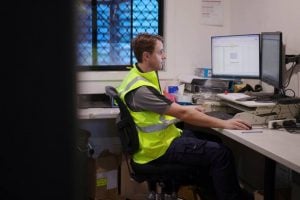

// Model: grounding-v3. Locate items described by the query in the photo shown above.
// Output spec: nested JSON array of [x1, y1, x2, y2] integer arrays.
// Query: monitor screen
[[211, 34, 260, 79], [260, 32, 283, 92]]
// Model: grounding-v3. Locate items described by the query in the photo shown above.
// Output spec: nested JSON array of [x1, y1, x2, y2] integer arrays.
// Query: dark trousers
[[155, 129, 242, 200]]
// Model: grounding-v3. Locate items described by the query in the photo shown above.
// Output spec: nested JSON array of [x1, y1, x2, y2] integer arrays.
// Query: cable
[[283, 62, 297, 88], [264, 104, 278, 124], [287, 104, 295, 118]]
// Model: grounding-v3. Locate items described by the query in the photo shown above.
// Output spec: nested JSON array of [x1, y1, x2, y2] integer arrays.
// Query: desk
[[78, 107, 300, 199], [215, 93, 300, 199], [78, 108, 119, 119], [213, 128, 300, 200]]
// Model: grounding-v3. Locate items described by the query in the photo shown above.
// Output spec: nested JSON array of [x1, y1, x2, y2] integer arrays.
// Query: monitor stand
[[253, 88, 284, 103]]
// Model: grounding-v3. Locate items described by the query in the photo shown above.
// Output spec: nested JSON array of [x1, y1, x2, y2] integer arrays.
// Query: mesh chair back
[[105, 86, 139, 155]]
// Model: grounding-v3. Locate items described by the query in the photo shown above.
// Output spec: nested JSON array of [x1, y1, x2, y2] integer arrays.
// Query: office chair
[[105, 86, 215, 200]]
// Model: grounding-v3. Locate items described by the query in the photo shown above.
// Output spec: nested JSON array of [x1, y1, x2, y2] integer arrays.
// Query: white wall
[[162, 0, 231, 79], [230, 0, 300, 96], [78, 0, 300, 96]]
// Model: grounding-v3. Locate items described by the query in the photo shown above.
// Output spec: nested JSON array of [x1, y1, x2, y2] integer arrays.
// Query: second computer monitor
[[260, 31, 284, 93], [211, 34, 260, 79]]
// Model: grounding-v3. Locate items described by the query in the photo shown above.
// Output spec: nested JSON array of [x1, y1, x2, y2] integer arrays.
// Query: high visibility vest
[[117, 64, 181, 164]]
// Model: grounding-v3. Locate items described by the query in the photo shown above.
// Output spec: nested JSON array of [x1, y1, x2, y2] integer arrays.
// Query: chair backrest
[[105, 86, 139, 155]]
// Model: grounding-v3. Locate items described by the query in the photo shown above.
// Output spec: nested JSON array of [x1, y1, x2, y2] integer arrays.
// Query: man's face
[[148, 40, 166, 70]]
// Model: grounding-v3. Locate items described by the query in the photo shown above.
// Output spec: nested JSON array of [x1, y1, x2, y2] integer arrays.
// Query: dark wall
[[1, 1, 83, 199]]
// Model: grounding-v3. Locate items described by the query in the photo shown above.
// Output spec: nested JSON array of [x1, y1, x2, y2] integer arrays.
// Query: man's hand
[[223, 119, 252, 130]]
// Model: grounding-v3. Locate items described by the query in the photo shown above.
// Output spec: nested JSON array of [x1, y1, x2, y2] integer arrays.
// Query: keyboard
[[205, 111, 234, 120]]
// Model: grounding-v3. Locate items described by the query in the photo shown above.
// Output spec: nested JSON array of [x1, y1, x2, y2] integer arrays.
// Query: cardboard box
[[120, 158, 149, 199], [88, 151, 122, 200], [178, 186, 198, 200]]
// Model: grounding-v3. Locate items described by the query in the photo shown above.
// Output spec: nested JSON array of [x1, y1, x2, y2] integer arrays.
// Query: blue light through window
[[76, 0, 163, 70]]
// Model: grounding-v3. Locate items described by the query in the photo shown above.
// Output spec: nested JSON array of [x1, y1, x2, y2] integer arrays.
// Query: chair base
[[146, 185, 211, 200], [147, 191, 183, 200]]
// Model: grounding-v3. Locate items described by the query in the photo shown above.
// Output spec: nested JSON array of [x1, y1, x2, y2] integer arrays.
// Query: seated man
[[117, 33, 252, 200]]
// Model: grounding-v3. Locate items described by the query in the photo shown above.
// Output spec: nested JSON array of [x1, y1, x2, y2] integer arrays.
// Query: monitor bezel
[[211, 33, 261, 79], [260, 31, 284, 92]]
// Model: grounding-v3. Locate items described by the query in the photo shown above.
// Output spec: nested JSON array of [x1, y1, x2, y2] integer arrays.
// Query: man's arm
[[165, 102, 251, 130]]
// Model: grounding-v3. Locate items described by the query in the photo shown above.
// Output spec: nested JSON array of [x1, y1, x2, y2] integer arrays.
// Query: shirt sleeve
[[124, 86, 173, 114]]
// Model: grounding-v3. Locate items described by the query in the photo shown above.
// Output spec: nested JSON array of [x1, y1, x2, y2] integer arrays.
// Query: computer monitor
[[211, 34, 260, 79], [260, 31, 284, 94]]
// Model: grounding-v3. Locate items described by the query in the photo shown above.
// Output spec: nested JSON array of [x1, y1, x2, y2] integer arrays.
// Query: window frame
[[76, 0, 164, 71]]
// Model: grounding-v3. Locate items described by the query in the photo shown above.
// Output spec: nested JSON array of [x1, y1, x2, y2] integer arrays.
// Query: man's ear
[[143, 51, 150, 61]]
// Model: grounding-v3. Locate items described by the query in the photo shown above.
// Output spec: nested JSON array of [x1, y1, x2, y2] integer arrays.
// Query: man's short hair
[[131, 33, 163, 63]]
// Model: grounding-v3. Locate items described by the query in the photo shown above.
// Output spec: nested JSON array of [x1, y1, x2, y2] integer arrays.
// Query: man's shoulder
[[133, 85, 161, 96]]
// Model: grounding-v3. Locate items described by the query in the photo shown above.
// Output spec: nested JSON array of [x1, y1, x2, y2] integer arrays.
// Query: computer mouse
[[241, 121, 252, 129], [247, 124, 252, 130]]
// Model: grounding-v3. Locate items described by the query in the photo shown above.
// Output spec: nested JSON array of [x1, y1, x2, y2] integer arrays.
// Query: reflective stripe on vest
[[118, 76, 148, 98], [119, 73, 178, 133], [138, 116, 180, 133]]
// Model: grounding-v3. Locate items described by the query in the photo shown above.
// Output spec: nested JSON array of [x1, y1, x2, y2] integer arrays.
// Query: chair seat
[[131, 160, 205, 184], [131, 160, 198, 176]]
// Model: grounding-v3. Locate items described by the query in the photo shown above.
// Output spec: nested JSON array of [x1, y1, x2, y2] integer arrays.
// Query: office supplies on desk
[[236, 84, 254, 93], [219, 92, 300, 106], [192, 93, 219, 104], [241, 130, 263, 134], [217, 92, 300, 128], [236, 93, 283, 103], [268, 118, 297, 129], [185, 78, 230, 93], [218, 93, 250, 101], [217, 93, 276, 107]]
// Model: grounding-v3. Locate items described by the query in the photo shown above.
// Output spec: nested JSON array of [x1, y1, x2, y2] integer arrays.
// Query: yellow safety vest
[[117, 64, 181, 164]]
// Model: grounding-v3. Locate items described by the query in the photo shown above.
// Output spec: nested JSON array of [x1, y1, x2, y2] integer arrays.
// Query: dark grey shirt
[[125, 86, 173, 114]]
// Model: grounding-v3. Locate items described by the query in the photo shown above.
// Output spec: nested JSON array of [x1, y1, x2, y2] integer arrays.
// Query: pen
[[241, 130, 263, 134]]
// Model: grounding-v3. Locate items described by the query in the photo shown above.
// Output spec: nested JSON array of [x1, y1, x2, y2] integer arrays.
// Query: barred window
[[76, 0, 164, 71]]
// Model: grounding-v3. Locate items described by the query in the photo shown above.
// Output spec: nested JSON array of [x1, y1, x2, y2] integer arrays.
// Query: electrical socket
[[268, 118, 296, 129]]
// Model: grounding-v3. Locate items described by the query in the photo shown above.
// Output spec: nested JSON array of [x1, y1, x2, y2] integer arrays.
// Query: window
[[76, 0, 164, 71]]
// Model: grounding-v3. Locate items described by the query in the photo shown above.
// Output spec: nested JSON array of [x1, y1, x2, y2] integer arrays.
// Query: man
[[117, 33, 252, 200]]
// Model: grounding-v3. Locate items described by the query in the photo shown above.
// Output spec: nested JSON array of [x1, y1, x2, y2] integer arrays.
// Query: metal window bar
[[76, 0, 163, 70]]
